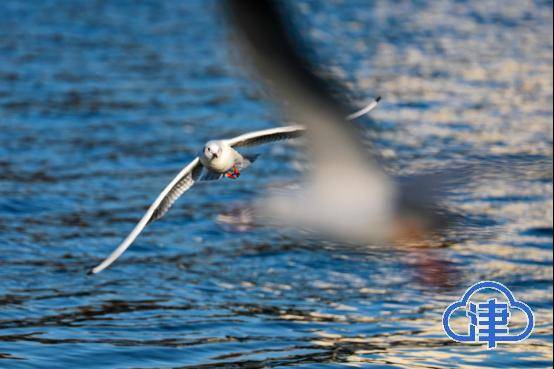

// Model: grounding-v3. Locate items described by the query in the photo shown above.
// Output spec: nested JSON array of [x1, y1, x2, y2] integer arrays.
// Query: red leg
[[226, 166, 241, 179]]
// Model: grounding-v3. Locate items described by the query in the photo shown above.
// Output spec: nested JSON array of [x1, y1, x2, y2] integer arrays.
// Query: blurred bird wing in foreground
[[224, 0, 400, 241]]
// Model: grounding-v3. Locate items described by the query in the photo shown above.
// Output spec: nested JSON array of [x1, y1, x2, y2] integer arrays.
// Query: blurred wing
[[90, 157, 203, 274], [226, 125, 305, 148], [225, 1, 399, 242]]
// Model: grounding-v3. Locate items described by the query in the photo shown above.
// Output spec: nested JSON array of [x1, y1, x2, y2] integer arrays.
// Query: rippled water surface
[[0, 1, 552, 368]]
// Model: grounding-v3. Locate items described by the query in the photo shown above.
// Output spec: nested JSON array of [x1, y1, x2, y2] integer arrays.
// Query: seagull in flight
[[89, 97, 380, 274]]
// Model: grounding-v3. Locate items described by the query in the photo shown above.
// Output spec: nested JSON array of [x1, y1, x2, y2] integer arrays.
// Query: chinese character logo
[[443, 281, 534, 349]]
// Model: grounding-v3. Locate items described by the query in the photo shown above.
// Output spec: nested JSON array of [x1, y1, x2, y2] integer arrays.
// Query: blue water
[[0, 1, 552, 368]]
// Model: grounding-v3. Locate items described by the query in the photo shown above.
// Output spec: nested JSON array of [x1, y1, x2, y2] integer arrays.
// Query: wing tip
[[87, 265, 102, 275]]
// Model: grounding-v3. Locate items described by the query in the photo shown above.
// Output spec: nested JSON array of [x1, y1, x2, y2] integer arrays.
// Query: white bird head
[[203, 141, 223, 161]]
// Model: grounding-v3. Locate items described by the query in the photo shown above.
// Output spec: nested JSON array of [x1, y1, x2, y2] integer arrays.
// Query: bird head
[[203, 141, 223, 161]]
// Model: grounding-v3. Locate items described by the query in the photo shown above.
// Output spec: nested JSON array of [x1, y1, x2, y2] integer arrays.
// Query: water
[[0, 1, 552, 368]]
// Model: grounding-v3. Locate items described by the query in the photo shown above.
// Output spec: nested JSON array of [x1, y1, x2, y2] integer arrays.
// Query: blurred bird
[[225, 1, 444, 243], [89, 98, 380, 274]]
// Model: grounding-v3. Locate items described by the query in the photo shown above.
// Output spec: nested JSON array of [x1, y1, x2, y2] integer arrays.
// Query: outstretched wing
[[89, 157, 203, 274], [151, 161, 204, 222], [225, 97, 380, 148], [226, 125, 305, 148]]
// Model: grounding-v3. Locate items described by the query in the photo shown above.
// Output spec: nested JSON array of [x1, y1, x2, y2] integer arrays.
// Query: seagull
[[224, 1, 455, 245], [89, 97, 380, 274]]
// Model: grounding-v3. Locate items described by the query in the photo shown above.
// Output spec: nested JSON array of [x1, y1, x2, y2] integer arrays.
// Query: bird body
[[199, 140, 237, 173]]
